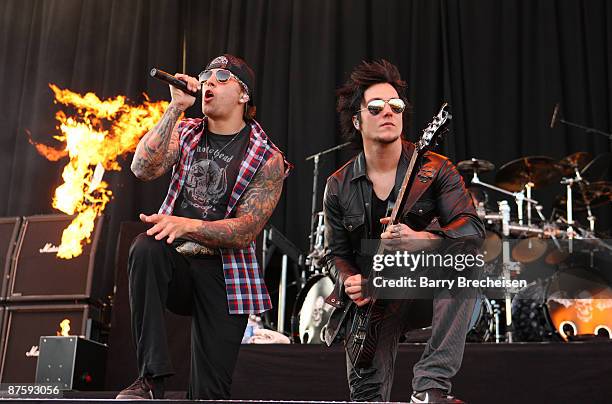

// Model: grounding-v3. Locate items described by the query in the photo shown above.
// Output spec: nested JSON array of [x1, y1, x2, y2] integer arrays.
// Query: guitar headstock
[[416, 103, 452, 152]]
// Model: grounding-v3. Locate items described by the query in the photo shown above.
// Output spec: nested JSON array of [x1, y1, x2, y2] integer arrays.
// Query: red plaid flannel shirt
[[159, 117, 291, 314]]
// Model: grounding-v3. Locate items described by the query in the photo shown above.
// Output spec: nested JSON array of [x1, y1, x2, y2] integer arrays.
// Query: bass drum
[[466, 293, 495, 342], [291, 274, 335, 344], [512, 267, 612, 341]]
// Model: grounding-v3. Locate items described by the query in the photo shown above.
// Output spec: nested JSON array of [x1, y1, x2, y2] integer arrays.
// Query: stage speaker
[[7, 214, 104, 301], [35, 336, 107, 390], [0, 304, 101, 384], [0, 217, 21, 301]]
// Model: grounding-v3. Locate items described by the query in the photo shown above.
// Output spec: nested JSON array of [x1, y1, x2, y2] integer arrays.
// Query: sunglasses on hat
[[357, 98, 406, 115], [198, 69, 249, 94]]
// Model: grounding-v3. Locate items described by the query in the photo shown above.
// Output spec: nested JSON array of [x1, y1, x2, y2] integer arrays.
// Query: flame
[[57, 319, 71, 336], [33, 84, 169, 258]]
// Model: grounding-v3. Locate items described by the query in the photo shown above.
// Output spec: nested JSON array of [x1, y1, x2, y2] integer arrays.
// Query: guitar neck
[[375, 147, 421, 256]]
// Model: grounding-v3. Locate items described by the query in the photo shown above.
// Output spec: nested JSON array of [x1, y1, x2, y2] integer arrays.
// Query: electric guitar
[[345, 103, 452, 370]]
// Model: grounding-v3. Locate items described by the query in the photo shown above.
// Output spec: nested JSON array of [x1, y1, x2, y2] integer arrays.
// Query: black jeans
[[345, 294, 476, 401], [127, 233, 248, 399]]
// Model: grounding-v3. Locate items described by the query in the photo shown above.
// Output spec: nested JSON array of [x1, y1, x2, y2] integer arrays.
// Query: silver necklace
[[205, 126, 244, 161]]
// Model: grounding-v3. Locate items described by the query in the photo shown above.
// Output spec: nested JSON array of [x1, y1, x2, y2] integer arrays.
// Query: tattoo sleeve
[[131, 104, 182, 180], [185, 151, 285, 249]]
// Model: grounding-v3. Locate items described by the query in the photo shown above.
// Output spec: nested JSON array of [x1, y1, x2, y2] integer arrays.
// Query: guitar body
[[345, 301, 386, 368], [344, 103, 452, 370]]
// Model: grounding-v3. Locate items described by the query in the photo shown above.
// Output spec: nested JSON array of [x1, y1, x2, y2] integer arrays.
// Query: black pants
[[128, 233, 248, 399], [345, 294, 476, 401]]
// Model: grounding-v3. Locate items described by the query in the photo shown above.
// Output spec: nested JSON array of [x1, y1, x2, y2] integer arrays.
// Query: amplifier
[[0, 217, 21, 301], [7, 214, 103, 301], [0, 304, 100, 384]]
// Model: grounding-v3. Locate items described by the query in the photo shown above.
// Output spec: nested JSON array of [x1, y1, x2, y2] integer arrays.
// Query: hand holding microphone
[[150, 68, 200, 111]]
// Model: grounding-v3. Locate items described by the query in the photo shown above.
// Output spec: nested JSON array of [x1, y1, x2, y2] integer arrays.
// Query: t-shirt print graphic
[[181, 157, 228, 218]]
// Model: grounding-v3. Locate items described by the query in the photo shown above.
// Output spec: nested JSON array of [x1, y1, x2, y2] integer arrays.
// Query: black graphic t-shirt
[[174, 124, 250, 222]]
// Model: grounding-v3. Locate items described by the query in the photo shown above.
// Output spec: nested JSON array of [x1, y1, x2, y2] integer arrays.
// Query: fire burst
[[31, 84, 169, 259]]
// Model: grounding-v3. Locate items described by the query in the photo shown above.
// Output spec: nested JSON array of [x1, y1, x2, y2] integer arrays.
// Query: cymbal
[[511, 237, 548, 263], [554, 181, 612, 211], [457, 158, 495, 173], [495, 156, 562, 192], [558, 152, 592, 176]]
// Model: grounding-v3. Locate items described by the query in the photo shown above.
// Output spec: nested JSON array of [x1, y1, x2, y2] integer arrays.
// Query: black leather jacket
[[322, 141, 485, 345]]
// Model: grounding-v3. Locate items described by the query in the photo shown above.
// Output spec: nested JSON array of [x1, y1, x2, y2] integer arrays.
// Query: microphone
[[149, 68, 199, 98], [550, 103, 560, 128]]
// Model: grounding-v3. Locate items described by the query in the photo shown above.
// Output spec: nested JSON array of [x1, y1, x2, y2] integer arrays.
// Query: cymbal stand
[[560, 177, 576, 253], [573, 167, 596, 232], [306, 142, 351, 250], [525, 182, 534, 226], [498, 200, 514, 343], [535, 205, 561, 250], [306, 212, 327, 274]]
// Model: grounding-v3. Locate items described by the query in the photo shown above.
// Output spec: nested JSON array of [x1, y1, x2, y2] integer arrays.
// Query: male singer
[[117, 54, 290, 400]]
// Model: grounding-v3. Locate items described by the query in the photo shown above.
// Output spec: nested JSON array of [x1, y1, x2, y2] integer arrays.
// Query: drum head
[[546, 267, 612, 340], [482, 231, 502, 263], [512, 237, 548, 263], [291, 275, 335, 344]]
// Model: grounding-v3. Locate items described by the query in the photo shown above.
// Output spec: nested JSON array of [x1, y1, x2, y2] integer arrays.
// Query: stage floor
[[15, 341, 611, 404], [229, 341, 612, 404]]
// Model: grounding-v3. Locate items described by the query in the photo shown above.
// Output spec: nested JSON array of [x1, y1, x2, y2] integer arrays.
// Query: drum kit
[[457, 152, 612, 342]]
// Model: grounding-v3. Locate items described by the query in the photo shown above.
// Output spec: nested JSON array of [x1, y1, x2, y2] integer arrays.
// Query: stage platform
[[7, 341, 612, 403]]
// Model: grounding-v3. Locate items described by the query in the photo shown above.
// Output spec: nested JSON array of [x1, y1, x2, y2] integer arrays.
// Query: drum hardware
[[560, 175, 581, 240], [262, 225, 306, 332], [278, 255, 288, 333], [305, 211, 328, 273], [499, 200, 515, 342], [495, 156, 561, 226], [489, 299, 502, 343], [306, 142, 350, 251], [471, 168, 539, 227], [555, 181, 612, 234]]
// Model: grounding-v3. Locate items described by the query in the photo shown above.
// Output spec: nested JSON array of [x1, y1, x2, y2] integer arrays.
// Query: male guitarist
[[322, 60, 485, 403]]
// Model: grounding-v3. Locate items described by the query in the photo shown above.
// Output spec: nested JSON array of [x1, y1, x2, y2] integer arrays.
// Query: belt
[[175, 241, 219, 256]]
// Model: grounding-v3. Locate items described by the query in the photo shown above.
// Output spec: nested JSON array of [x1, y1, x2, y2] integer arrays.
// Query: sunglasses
[[198, 69, 249, 94], [357, 98, 406, 115]]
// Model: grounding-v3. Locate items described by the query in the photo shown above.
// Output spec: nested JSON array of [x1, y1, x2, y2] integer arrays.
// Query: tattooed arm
[[187, 150, 285, 248], [130, 105, 182, 180], [131, 73, 200, 181]]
